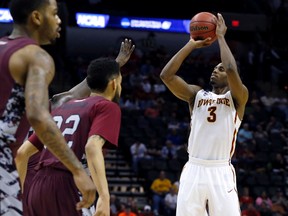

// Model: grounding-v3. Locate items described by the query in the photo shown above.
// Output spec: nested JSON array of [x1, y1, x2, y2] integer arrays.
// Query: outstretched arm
[[50, 38, 135, 109], [216, 13, 248, 119]]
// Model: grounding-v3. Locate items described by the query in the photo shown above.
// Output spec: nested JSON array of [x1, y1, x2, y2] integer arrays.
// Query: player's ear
[[111, 78, 117, 90], [30, 10, 42, 26]]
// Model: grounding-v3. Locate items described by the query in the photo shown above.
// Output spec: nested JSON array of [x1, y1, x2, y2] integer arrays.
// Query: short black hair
[[9, 0, 49, 24], [86, 57, 120, 92]]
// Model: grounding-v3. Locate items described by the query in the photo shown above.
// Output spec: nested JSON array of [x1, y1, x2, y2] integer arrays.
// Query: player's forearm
[[15, 140, 38, 191], [89, 155, 110, 199], [15, 153, 28, 191], [218, 35, 237, 73], [160, 40, 195, 80], [51, 78, 91, 109], [86, 139, 110, 200], [67, 78, 91, 99]]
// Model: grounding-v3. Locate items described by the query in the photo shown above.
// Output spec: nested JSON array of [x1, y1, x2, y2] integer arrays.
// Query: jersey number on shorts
[[53, 115, 80, 148]]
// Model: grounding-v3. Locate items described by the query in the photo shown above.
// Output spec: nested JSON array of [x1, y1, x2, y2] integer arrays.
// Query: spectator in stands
[[165, 128, 183, 147], [266, 115, 284, 136], [237, 145, 256, 171], [167, 112, 181, 130], [140, 58, 155, 79], [255, 190, 273, 210], [271, 188, 288, 215], [241, 203, 261, 216], [266, 115, 286, 150], [129, 69, 143, 88], [257, 201, 273, 216], [138, 205, 154, 216], [130, 140, 150, 173], [110, 194, 121, 216], [253, 124, 270, 151], [245, 113, 258, 131], [146, 138, 162, 159], [164, 183, 178, 216], [150, 170, 172, 216], [160, 140, 177, 160], [127, 197, 140, 214], [271, 153, 286, 173], [239, 187, 254, 211], [118, 204, 137, 216], [144, 101, 161, 119], [153, 78, 166, 95], [250, 100, 269, 126], [237, 123, 255, 145], [270, 99, 287, 122], [121, 94, 140, 110], [139, 205, 154, 216], [141, 78, 154, 100]]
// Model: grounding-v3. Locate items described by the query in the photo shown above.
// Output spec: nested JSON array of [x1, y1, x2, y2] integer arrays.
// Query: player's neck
[[9, 26, 38, 43], [212, 86, 229, 95], [90, 92, 112, 101]]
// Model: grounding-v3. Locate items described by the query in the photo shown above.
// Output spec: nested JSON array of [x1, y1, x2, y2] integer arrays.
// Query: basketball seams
[[190, 21, 216, 24], [191, 31, 216, 36], [190, 22, 216, 27]]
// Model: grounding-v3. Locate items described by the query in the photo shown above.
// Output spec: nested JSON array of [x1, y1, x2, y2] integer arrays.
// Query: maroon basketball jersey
[[0, 36, 37, 154], [29, 96, 121, 170], [0, 36, 37, 215]]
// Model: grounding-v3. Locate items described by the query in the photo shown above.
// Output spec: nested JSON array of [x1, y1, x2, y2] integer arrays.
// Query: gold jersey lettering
[[198, 99, 215, 107], [198, 98, 230, 107]]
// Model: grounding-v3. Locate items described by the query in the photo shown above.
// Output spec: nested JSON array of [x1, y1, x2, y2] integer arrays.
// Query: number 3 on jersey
[[207, 106, 217, 122]]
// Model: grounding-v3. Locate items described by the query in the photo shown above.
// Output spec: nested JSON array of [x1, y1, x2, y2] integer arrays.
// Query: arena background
[[0, 0, 287, 215]]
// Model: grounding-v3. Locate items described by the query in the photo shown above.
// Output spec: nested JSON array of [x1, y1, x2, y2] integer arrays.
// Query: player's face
[[112, 73, 122, 103], [209, 63, 227, 87], [38, 0, 61, 45]]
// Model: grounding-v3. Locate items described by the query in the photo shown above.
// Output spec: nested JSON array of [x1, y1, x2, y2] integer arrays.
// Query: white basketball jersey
[[188, 89, 241, 160]]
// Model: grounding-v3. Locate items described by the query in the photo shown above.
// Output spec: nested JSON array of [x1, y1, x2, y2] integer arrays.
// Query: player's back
[[37, 96, 120, 170]]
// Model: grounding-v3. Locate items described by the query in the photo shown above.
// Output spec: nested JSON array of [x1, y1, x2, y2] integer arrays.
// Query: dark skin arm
[[50, 38, 135, 109], [160, 37, 211, 113], [9, 44, 96, 210], [216, 13, 248, 119]]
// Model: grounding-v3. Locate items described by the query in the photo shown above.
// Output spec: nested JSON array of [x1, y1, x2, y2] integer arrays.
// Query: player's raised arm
[[216, 13, 248, 119]]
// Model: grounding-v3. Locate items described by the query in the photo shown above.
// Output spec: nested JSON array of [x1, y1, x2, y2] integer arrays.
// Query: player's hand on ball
[[189, 36, 213, 48]]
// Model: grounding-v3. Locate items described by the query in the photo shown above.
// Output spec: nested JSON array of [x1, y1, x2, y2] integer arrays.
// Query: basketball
[[190, 12, 217, 45]]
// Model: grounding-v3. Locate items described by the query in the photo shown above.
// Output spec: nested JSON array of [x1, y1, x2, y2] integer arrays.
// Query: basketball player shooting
[[160, 13, 249, 215]]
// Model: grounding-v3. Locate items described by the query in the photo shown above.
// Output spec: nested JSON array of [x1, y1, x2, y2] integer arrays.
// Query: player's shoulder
[[13, 44, 51, 65], [24, 44, 49, 55]]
